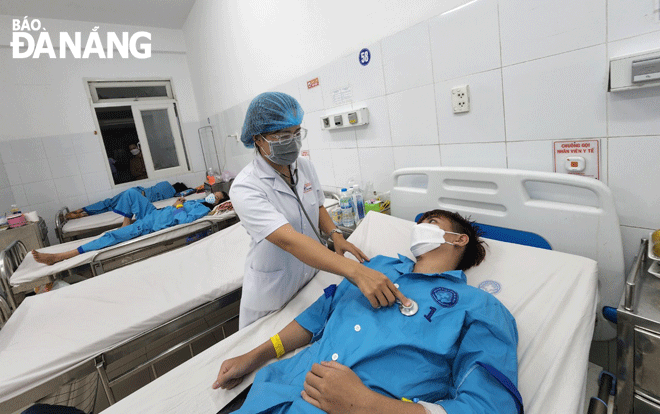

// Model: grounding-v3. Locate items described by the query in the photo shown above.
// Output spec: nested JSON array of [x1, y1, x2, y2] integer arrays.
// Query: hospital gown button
[[354, 324, 361, 332], [394, 283, 399, 288], [331, 353, 339, 361]]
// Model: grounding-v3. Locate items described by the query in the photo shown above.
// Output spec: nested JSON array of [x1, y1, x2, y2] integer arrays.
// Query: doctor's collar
[[254, 152, 298, 187]]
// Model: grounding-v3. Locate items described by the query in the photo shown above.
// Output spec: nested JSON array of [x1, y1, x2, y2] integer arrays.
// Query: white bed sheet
[[61, 192, 208, 233], [0, 222, 251, 405], [102, 212, 598, 414], [10, 210, 237, 286]]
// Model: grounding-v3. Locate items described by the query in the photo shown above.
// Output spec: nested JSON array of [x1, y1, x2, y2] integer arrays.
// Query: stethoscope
[[393, 283, 419, 316], [274, 161, 327, 246]]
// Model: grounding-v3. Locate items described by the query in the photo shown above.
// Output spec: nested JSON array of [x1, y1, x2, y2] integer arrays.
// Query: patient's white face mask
[[410, 223, 460, 257], [130, 149, 140, 155]]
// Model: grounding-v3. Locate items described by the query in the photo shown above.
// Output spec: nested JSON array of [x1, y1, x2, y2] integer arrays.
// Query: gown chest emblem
[[431, 287, 459, 308]]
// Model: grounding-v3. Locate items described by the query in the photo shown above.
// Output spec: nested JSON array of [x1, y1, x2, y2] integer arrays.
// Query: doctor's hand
[[212, 353, 256, 390], [331, 234, 368, 263], [352, 265, 411, 309], [301, 361, 377, 414]]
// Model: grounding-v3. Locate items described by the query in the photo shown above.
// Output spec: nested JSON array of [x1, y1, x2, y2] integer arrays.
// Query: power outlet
[[451, 85, 470, 114]]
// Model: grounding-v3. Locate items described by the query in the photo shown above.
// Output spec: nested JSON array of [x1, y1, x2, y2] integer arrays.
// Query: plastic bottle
[[206, 168, 216, 185], [345, 186, 355, 221], [352, 184, 365, 221], [339, 188, 354, 227]]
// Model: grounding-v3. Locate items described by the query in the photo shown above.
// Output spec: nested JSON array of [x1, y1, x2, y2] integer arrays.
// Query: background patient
[[34, 189, 228, 265], [64, 181, 192, 219], [213, 209, 520, 414]]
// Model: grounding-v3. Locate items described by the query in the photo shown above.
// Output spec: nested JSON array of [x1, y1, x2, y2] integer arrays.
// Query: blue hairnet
[[240, 92, 304, 148]]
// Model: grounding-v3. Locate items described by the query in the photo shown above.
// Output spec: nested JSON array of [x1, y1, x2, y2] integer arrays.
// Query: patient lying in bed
[[64, 181, 198, 219], [34, 188, 229, 265], [213, 210, 521, 414]]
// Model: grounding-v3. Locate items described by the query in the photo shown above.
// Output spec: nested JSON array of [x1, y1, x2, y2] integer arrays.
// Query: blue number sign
[[359, 48, 370, 66]]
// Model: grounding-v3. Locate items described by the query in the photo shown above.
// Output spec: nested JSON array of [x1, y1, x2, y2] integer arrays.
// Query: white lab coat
[[230, 153, 325, 328]]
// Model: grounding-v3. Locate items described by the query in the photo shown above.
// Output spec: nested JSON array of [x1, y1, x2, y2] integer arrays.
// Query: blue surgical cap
[[240, 92, 304, 148]]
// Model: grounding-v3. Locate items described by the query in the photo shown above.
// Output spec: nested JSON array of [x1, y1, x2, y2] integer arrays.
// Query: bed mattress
[[0, 222, 251, 406]]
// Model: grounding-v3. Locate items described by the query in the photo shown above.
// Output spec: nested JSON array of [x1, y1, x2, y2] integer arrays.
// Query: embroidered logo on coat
[[303, 182, 313, 193], [431, 287, 458, 308], [478, 280, 501, 295]]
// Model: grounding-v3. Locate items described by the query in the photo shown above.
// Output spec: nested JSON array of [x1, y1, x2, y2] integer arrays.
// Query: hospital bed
[[98, 167, 624, 414], [55, 192, 208, 243], [0, 221, 251, 414], [1, 208, 238, 310]]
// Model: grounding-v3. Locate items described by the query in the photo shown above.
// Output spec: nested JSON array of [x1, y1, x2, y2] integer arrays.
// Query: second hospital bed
[[98, 167, 625, 414], [1, 207, 238, 310], [0, 221, 251, 413]]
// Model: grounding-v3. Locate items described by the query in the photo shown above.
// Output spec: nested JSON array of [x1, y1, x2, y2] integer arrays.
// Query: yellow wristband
[[271, 334, 285, 358]]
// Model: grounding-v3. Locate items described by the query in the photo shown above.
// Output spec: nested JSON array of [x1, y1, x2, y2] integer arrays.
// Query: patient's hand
[[301, 361, 376, 414], [212, 354, 255, 390]]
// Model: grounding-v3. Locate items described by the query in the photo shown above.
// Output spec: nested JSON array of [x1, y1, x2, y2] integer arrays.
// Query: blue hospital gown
[[236, 255, 519, 414], [81, 181, 176, 215], [77, 188, 210, 253]]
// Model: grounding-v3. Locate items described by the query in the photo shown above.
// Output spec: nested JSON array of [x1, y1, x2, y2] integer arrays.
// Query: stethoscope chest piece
[[399, 299, 419, 317]]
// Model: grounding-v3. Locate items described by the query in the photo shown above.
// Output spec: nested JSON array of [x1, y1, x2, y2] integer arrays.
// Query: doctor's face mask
[[258, 127, 307, 166], [410, 223, 462, 257]]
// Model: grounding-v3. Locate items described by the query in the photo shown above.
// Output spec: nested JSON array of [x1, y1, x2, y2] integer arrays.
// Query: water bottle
[[340, 188, 354, 227], [352, 184, 365, 221], [206, 168, 216, 184]]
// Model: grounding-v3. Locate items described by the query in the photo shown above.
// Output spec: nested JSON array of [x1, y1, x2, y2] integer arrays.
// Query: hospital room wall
[[184, 0, 660, 275], [0, 16, 207, 244]]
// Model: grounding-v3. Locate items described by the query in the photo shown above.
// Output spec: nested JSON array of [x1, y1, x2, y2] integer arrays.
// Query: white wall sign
[[553, 140, 600, 180]]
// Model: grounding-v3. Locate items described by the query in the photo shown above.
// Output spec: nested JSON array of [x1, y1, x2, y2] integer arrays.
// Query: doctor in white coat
[[230, 92, 410, 328]]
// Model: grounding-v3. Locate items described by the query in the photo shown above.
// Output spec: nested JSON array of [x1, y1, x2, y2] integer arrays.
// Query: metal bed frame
[[0, 270, 13, 328], [1, 215, 239, 311], [0, 288, 242, 413], [55, 206, 124, 244]]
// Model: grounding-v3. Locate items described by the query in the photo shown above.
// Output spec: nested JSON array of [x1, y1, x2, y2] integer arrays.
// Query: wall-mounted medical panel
[[610, 48, 660, 92], [320, 107, 369, 130]]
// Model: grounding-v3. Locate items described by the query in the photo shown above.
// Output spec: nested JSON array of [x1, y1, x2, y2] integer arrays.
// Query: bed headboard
[[391, 167, 624, 341]]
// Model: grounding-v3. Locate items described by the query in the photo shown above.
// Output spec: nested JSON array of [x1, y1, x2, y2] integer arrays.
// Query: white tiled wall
[[215, 0, 660, 272], [0, 161, 15, 215], [0, 122, 207, 245]]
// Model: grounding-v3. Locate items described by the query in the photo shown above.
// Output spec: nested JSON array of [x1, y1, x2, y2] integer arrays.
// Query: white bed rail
[[391, 167, 624, 341]]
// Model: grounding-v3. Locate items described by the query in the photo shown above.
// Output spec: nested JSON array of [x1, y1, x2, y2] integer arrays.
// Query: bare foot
[[32, 250, 62, 265], [32, 249, 78, 265], [64, 210, 87, 220]]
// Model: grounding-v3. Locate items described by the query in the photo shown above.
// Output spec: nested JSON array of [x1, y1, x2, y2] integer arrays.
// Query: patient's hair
[[416, 209, 486, 271]]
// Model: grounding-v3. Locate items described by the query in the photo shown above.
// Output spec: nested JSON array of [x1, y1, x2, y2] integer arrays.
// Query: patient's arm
[[302, 361, 426, 414], [212, 320, 312, 390]]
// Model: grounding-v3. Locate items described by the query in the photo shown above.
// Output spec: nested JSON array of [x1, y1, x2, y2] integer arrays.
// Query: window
[[88, 80, 189, 185]]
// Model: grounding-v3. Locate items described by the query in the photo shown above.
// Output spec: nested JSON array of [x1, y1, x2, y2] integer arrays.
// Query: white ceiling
[[0, 0, 197, 29]]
